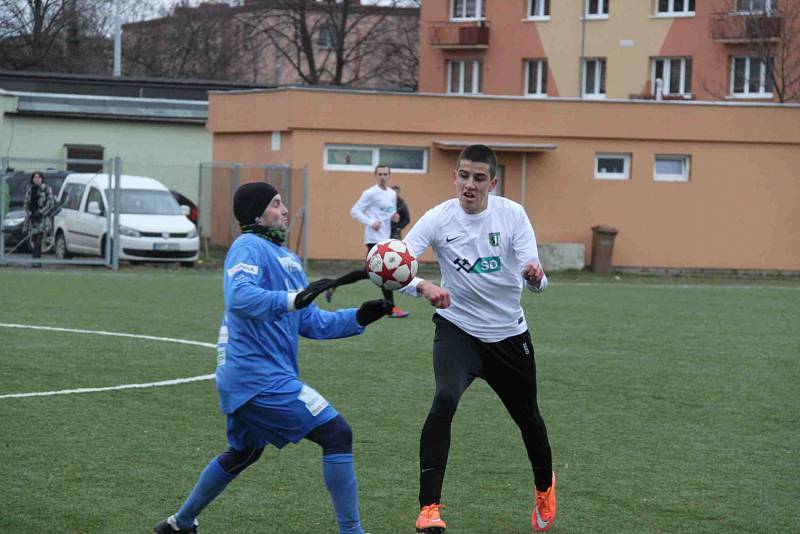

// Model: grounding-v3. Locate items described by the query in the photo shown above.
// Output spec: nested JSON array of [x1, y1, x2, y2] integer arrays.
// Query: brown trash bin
[[591, 225, 618, 274]]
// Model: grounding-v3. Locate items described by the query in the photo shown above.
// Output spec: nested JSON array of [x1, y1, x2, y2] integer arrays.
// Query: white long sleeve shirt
[[350, 184, 397, 245], [403, 195, 547, 342]]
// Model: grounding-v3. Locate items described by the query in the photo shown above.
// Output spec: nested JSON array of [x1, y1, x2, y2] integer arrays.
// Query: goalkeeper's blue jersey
[[216, 233, 364, 414]]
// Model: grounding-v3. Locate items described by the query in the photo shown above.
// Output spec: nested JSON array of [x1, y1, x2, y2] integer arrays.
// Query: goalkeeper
[[154, 182, 392, 534]]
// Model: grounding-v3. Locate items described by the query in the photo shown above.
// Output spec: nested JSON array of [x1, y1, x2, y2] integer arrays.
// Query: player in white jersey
[[401, 145, 557, 533], [350, 164, 410, 318]]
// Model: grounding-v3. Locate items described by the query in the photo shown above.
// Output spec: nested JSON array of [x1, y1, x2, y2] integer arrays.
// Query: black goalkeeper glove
[[356, 299, 394, 327], [333, 268, 369, 286], [294, 278, 335, 309]]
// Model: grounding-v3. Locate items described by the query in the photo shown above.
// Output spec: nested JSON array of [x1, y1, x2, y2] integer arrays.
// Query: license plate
[[153, 243, 179, 251]]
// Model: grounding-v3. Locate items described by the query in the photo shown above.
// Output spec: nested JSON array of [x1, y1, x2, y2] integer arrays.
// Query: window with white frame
[[652, 57, 692, 96], [451, 0, 486, 20], [654, 155, 691, 181], [655, 0, 695, 15], [595, 153, 631, 180], [324, 145, 428, 173], [731, 56, 773, 97], [528, 0, 550, 18], [735, 0, 776, 13], [448, 60, 482, 94], [525, 59, 548, 96], [583, 58, 606, 97], [585, 0, 609, 17]]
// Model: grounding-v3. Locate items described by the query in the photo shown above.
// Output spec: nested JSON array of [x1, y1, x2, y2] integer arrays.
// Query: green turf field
[[0, 267, 798, 533]]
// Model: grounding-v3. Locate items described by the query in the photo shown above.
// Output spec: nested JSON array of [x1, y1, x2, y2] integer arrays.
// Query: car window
[[105, 189, 182, 215], [85, 187, 105, 215], [6, 175, 29, 208], [62, 184, 86, 211]]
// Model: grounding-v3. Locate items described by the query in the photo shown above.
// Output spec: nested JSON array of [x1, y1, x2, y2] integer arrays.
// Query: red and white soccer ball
[[366, 239, 418, 290]]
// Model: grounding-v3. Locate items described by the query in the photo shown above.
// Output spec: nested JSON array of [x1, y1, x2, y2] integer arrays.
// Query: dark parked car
[[2, 170, 68, 252], [170, 190, 199, 226]]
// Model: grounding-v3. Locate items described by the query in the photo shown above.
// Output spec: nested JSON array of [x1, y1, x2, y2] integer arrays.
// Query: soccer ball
[[366, 239, 418, 290]]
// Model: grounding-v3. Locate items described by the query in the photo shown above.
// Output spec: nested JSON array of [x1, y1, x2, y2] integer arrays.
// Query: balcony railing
[[428, 22, 490, 49], [710, 12, 782, 43]]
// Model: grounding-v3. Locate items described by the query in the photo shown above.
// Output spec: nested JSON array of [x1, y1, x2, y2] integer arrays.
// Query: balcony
[[428, 22, 490, 50], [710, 12, 782, 43]]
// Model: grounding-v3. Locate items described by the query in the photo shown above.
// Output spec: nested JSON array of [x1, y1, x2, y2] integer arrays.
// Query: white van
[[53, 173, 199, 266]]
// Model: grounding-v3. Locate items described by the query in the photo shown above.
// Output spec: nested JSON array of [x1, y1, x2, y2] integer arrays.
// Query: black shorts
[[431, 314, 538, 417]]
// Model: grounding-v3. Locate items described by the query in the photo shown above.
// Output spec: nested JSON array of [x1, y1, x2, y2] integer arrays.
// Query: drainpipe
[[579, 0, 587, 97]]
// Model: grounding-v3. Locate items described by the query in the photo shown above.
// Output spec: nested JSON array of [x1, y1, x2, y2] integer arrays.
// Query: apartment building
[[123, 0, 419, 90], [420, 0, 794, 101]]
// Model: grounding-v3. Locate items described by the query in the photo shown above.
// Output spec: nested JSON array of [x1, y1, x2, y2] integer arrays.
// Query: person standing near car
[[24, 171, 54, 264]]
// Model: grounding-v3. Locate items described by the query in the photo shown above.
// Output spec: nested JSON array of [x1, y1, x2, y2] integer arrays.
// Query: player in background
[[154, 182, 392, 534], [349, 164, 410, 318], [398, 145, 556, 532]]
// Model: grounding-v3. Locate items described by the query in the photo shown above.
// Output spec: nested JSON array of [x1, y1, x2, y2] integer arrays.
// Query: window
[[595, 153, 631, 180], [583, 58, 606, 98], [654, 155, 691, 182], [447, 60, 482, 94], [525, 60, 548, 97], [64, 144, 104, 173], [585, 0, 609, 17], [60, 183, 85, 211], [735, 0, 776, 13], [655, 0, 695, 15], [324, 145, 428, 173], [317, 23, 336, 50], [451, 0, 486, 20], [105, 189, 182, 215], [652, 57, 692, 96], [528, 0, 550, 18], [85, 187, 105, 216], [731, 57, 773, 97]]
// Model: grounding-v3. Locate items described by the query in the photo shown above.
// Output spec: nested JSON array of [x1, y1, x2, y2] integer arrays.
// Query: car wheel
[[55, 232, 70, 259], [180, 261, 195, 268]]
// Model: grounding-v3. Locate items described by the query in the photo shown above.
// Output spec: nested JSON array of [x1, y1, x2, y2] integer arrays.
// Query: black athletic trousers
[[419, 314, 553, 506], [366, 243, 394, 304]]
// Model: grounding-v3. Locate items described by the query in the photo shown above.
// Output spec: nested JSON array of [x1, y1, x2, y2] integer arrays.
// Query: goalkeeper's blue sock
[[323, 453, 363, 534], [175, 457, 237, 529]]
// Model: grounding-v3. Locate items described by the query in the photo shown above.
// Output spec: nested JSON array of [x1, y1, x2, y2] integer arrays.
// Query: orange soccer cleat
[[415, 503, 447, 533], [532, 472, 557, 532]]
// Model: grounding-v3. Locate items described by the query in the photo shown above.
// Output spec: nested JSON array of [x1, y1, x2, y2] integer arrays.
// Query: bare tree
[[123, 2, 248, 80], [0, 0, 73, 69], [244, 0, 418, 88], [711, 0, 800, 102], [0, 0, 160, 72]]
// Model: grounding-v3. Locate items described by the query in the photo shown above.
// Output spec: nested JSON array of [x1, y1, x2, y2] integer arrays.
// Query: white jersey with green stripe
[[403, 195, 547, 342]]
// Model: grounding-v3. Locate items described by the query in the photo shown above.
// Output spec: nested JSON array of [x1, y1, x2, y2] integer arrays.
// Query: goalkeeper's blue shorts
[[226, 381, 339, 450]]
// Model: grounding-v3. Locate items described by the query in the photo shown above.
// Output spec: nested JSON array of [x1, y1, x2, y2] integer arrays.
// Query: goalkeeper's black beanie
[[233, 182, 278, 226]]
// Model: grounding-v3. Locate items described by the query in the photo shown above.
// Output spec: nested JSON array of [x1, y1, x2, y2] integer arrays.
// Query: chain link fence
[[1, 157, 306, 270]]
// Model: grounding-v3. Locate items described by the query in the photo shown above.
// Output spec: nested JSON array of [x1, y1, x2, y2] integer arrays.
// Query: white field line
[[551, 281, 800, 291], [0, 323, 215, 400]]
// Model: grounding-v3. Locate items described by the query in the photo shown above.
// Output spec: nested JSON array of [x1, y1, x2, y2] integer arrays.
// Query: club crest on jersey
[[278, 255, 302, 272], [227, 262, 258, 277], [489, 232, 501, 247]]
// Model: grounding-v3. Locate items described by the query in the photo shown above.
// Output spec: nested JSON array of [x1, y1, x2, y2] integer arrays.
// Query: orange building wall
[[208, 88, 800, 271]]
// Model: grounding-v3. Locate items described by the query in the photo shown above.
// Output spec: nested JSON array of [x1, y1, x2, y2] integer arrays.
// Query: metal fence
[[198, 162, 307, 270], [1, 157, 306, 270], [0, 156, 121, 268]]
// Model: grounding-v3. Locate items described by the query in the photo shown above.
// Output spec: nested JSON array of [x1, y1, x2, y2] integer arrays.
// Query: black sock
[[419, 412, 452, 506]]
